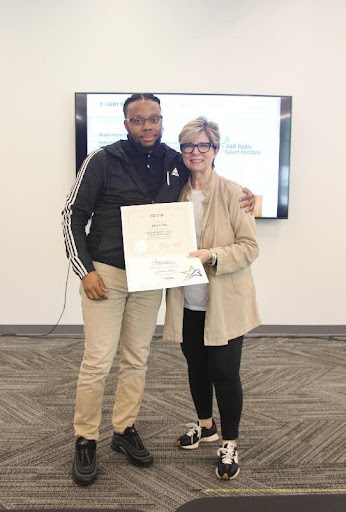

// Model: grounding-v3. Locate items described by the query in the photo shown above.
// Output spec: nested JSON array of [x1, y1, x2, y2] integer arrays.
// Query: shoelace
[[217, 443, 237, 465], [128, 427, 144, 449], [78, 440, 95, 466], [185, 421, 202, 439]]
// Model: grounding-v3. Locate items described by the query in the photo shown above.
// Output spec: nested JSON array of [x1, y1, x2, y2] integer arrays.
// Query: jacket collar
[[184, 169, 218, 203], [124, 136, 165, 157]]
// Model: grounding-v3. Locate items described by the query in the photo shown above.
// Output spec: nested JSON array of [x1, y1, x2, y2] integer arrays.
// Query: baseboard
[[1, 324, 346, 337], [246, 325, 346, 337], [0, 325, 85, 337]]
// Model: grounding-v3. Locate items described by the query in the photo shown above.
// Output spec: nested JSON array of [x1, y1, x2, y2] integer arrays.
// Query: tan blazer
[[163, 170, 261, 346]]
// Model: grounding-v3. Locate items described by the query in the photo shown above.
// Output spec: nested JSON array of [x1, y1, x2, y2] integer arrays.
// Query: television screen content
[[75, 92, 292, 219]]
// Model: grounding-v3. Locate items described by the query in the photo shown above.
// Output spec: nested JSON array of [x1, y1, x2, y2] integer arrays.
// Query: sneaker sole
[[177, 432, 219, 450], [72, 460, 98, 486], [215, 466, 240, 480], [72, 471, 97, 486], [111, 441, 154, 467]]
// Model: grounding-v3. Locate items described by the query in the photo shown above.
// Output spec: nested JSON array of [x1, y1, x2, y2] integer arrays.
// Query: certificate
[[121, 202, 209, 292]]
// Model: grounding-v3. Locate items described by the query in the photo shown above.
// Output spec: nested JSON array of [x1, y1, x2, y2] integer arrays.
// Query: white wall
[[1, 0, 345, 328]]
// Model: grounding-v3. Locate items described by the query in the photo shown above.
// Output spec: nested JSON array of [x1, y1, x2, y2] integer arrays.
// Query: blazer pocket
[[230, 273, 240, 295], [224, 273, 240, 296], [232, 268, 253, 296]]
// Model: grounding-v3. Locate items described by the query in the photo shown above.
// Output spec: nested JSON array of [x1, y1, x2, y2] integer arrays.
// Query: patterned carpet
[[0, 335, 345, 511]]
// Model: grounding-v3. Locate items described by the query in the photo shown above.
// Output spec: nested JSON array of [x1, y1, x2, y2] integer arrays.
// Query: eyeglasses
[[126, 115, 163, 126], [180, 142, 216, 154]]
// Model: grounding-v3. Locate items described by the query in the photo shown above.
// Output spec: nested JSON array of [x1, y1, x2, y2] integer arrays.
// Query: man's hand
[[189, 249, 212, 265], [239, 187, 255, 214], [82, 271, 109, 300]]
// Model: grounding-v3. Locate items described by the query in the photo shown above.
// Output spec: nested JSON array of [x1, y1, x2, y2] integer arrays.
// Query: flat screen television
[[75, 92, 292, 219]]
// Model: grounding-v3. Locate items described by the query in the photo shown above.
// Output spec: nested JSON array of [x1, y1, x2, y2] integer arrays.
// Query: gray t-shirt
[[184, 189, 208, 311]]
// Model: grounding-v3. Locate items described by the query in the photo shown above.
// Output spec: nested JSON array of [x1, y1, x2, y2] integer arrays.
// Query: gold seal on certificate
[[121, 202, 209, 292]]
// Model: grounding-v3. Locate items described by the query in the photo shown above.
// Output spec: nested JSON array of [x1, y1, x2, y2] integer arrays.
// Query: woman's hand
[[239, 187, 255, 213], [189, 249, 212, 265]]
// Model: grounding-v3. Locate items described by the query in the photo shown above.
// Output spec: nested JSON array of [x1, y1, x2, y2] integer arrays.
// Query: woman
[[163, 117, 260, 480]]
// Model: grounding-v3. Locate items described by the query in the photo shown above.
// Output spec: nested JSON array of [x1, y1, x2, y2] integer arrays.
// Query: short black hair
[[123, 93, 161, 117]]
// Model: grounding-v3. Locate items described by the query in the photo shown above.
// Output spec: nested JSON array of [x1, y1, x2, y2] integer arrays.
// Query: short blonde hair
[[179, 116, 220, 149]]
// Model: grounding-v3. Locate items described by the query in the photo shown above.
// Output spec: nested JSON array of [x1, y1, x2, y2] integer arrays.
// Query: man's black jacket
[[62, 140, 188, 279]]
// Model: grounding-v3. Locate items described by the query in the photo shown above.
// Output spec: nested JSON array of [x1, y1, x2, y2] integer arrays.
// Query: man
[[62, 93, 254, 486]]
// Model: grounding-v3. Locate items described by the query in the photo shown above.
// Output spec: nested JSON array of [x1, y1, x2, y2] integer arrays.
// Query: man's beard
[[127, 133, 163, 153]]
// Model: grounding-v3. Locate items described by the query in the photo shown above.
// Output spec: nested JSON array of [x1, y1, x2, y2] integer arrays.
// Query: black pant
[[181, 308, 243, 440]]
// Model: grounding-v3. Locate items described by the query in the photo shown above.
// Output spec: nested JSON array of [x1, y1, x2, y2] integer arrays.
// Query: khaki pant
[[74, 262, 162, 440]]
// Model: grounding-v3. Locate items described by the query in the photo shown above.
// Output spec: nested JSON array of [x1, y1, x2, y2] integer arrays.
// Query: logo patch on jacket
[[171, 168, 179, 177]]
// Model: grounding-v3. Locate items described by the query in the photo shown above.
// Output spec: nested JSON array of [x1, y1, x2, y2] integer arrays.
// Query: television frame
[[75, 92, 292, 219]]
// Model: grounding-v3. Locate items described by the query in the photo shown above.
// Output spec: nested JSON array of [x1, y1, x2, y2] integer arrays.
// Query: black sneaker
[[176, 419, 219, 449], [72, 437, 98, 486], [215, 443, 240, 480], [111, 424, 153, 467]]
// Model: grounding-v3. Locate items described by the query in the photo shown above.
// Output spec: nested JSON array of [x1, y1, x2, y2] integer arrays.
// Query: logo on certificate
[[181, 265, 204, 283]]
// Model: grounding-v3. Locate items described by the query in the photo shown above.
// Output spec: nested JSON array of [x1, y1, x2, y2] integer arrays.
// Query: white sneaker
[[215, 443, 240, 480], [176, 419, 219, 450]]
